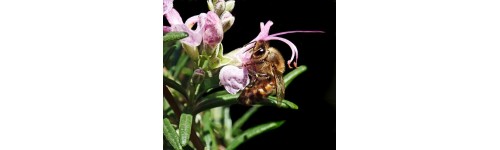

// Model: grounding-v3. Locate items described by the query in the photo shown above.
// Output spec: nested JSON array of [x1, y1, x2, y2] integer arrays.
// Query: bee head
[[251, 41, 269, 60]]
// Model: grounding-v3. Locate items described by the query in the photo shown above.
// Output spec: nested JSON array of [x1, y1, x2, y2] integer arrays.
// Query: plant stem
[[190, 122, 204, 150], [164, 85, 181, 119], [164, 85, 204, 150]]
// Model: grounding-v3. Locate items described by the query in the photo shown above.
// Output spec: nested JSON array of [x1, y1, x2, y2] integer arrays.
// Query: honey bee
[[238, 40, 286, 105]]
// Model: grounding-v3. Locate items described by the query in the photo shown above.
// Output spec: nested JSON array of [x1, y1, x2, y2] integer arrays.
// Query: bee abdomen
[[238, 82, 275, 105]]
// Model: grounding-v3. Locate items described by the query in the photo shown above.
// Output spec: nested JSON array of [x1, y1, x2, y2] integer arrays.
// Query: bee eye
[[254, 48, 265, 57]]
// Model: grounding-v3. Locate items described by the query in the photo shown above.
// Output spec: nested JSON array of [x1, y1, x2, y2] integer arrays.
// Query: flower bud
[[201, 11, 224, 53], [220, 11, 235, 32], [214, 0, 225, 16], [181, 42, 200, 61], [225, 0, 235, 12], [207, 0, 215, 11], [191, 68, 205, 84]]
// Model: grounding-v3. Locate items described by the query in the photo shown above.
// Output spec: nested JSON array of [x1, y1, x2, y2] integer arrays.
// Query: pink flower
[[165, 8, 203, 47], [163, 0, 224, 56], [163, 0, 173, 35], [247, 21, 324, 68], [200, 11, 224, 50], [219, 65, 249, 94], [219, 20, 323, 94]]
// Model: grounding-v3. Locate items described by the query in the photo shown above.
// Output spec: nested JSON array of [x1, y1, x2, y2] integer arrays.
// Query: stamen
[[265, 36, 298, 68], [268, 30, 324, 37]]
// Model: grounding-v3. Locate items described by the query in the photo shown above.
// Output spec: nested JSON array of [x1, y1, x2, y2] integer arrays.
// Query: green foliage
[[226, 121, 285, 150], [164, 118, 183, 150], [179, 114, 193, 146], [164, 59, 305, 149], [232, 105, 261, 135], [284, 65, 307, 87], [164, 32, 188, 42], [163, 3, 308, 150]]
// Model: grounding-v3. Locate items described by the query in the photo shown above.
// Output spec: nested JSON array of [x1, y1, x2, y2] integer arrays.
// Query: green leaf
[[164, 76, 188, 98], [284, 65, 307, 87], [194, 93, 298, 114], [195, 74, 222, 101], [226, 121, 285, 150], [257, 96, 299, 109], [173, 53, 189, 78], [193, 94, 239, 114], [210, 56, 232, 69], [163, 118, 182, 150], [232, 105, 261, 135], [164, 31, 188, 42], [163, 41, 173, 57], [179, 113, 193, 146], [191, 65, 303, 111], [201, 111, 218, 150], [202, 90, 230, 100], [223, 107, 233, 143], [163, 98, 168, 111]]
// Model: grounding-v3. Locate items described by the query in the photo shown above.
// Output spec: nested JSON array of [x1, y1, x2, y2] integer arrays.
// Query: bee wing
[[273, 65, 285, 104]]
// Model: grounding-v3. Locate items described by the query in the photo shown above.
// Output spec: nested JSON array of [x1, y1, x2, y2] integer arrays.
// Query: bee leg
[[255, 73, 270, 80], [238, 89, 255, 106], [256, 88, 268, 103]]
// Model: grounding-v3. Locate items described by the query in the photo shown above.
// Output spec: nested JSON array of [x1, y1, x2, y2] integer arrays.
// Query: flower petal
[[219, 65, 249, 94], [185, 15, 199, 29], [202, 11, 224, 49], [166, 9, 183, 25], [170, 25, 202, 46], [163, 0, 173, 15], [251, 21, 273, 42], [269, 30, 325, 37], [163, 26, 171, 33]]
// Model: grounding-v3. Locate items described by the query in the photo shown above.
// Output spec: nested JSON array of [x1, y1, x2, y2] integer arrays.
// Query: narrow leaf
[[202, 111, 218, 150], [164, 76, 188, 98], [163, 98, 168, 111], [232, 105, 261, 135], [257, 96, 299, 109], [164, 118, 182, 150], [163, 41, 173, 56], [284, 65, 307, 87], [193, 94, 239, 114], [202, 90, 231, 100], [179, 113, 193, 146], [164, 31, 188, 42], [195, 75, 222, 101], [194, 94, 298, 114], [226, 121, 286, 150], [223, 107, 233, 143], [173, 53, 189, 78]]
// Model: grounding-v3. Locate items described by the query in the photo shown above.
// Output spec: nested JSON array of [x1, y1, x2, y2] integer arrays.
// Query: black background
[[166, 0, 335, 149]]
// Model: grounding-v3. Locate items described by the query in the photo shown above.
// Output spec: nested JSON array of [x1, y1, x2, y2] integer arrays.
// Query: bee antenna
[[243, 41, 257, 53]]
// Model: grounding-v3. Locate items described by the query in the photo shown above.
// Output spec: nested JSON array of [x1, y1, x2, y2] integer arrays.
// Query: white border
[[0, 0, 161, 149], [337, 0, 500, 149]]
